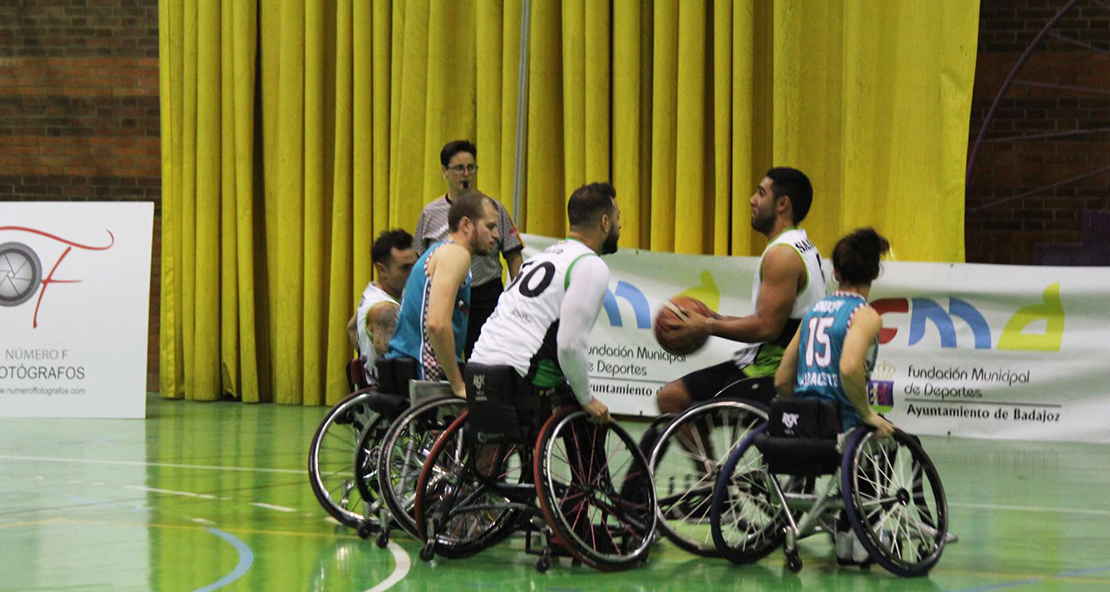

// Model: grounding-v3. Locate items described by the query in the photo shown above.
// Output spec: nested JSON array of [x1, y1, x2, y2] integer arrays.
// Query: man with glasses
[[413, 140, 524, 358]]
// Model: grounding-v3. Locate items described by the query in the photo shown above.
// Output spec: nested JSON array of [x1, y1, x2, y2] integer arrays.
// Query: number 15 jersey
[[470, 238, 603, 390], [795, 291, 877, 431]]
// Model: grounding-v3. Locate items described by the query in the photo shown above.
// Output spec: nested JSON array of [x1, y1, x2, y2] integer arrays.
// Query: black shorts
[[679, 360, 776, 406]]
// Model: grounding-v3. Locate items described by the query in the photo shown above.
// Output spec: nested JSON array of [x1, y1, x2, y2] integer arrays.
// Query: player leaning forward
[[468, 182, 622, 424]]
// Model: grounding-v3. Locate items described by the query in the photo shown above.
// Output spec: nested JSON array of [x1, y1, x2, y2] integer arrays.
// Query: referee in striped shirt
[[413, 140, 524, 358]]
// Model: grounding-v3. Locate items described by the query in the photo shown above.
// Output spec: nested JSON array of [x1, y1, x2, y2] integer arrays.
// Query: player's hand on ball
[[582, 398, 611, 425]]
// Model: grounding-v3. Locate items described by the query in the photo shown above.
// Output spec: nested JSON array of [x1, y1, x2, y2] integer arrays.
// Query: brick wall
[[0, 0, 162, 391], [967, 0, 1110, 264]]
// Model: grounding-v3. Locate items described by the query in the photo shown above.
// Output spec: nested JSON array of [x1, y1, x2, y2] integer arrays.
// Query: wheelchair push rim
[[842, 428, 949, 577], [534, 407, 657, 572]]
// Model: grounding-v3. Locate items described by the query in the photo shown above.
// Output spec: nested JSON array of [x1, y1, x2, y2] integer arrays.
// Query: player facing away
[[468, 182, 622, 424]]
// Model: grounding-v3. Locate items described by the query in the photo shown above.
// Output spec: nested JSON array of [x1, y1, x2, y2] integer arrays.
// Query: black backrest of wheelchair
[[465, 363, 550, 445], [756, 398, 841, 476], [375, 357, 418, 395]]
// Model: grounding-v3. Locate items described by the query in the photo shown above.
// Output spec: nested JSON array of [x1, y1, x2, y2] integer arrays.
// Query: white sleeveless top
[[355, 282, 399, 380], [735, 227, 827, 372], [470, 238, 599, 387]]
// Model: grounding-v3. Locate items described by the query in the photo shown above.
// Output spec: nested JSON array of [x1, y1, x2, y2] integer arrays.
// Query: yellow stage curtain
[[159, 0, 979, 405]]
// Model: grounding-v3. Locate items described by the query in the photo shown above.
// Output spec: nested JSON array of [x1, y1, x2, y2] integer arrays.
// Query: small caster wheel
[[786, 552, 803, 573], [419, 541, 435, 562], [356, 522, 373, 540], [535, 550, 552, 573], [375, 531, 389, 548]]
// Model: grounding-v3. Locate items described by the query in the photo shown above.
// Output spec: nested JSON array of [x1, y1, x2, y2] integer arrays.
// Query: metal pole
[[511, 0, 532, 228]]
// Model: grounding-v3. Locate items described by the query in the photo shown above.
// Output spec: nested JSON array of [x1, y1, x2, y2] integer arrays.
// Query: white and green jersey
[[355, 282, 399, 380], [735, 227, 827, 376], [470, 238, 608, 405]]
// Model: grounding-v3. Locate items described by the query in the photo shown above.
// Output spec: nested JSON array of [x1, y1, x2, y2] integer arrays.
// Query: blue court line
[[1058, 564, 1110, 577], [191, 527, 254, 592]]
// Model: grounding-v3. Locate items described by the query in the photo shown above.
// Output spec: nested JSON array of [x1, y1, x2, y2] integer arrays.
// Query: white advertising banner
[[522, 234, 1110, 444], [0, 202, 154, 418]]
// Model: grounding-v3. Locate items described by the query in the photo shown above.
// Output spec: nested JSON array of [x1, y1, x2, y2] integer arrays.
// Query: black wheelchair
[[709, 398, 951, 577], [645, 376, 775, 556], [412, 364, 658, 572]]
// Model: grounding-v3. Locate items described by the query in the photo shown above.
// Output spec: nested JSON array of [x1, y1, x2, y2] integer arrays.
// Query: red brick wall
[[967, 0, 1110, 264], [0, 0, 162, 391]]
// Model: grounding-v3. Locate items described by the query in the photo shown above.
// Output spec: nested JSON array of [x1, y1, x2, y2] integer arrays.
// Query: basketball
[[653, 296, 713, 356]]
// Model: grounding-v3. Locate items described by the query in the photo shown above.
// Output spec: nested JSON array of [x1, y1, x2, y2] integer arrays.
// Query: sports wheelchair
[[309, 357, 456, 538], [709, 398, 951, 577], [645, 376, 775, 556], [412, 364, 658, 572]]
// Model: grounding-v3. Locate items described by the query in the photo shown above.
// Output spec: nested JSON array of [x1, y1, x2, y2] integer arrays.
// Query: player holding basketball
[[467, 182, 621, 424], [655, 167, 827, 414]]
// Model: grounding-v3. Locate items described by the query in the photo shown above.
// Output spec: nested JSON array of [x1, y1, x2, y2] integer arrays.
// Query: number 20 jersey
[[470, 238, 599, 388]]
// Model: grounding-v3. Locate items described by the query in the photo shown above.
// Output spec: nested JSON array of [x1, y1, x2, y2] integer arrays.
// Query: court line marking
[[363, 541, 411, 592], [125, 485, 217, 499], [192, 527, 254, 592], [0, 455, 302, 474], [949, 501, 1110, 518], [250, 502, 298, 513]]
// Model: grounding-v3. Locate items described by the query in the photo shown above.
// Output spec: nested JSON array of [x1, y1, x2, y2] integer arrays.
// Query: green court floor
[[2, 394, 1109, 591]]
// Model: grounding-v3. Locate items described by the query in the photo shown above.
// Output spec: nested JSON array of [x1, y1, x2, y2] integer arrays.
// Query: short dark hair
[[371, 229, 414, 266], [567, 182, 616, 227], [447, 191, 495, 232], [440, 140, 477, 167], [832, 227, 891, 285], [766, 167, 813, 224]]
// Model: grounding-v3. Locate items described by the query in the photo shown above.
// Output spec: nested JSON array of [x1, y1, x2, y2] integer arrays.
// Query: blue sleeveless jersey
[[385, 241, 471, 380], [795, 292, 876, 432]]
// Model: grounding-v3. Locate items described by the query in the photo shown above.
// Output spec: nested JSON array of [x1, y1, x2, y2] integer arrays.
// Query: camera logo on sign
[[0, 242, 42, 307], [782, 412, 800, 430]]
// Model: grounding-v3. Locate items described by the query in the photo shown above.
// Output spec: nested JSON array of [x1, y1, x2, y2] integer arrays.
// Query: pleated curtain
[[158, 0, 980, 405]]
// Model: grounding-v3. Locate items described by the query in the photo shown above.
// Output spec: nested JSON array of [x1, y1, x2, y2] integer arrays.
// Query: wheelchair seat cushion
[[364, 389, 410, 421]]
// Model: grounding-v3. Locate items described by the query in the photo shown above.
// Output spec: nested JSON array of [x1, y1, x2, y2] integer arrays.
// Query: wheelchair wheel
[[842, 428, 948, 577], [710, 424, 792, 564], [352, 411, 396, 531], [535, 408, 657, 571], [376, 395, 468, 537], [649, 398, 768, 556], [413, 412, 527, 559], [307, 390, 381, 527]]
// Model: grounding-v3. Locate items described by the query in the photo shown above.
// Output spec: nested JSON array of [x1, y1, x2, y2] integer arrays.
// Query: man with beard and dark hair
[[386, 191, 501, 398], [654, 167, 826, 416], [467, 182, 621, 423]]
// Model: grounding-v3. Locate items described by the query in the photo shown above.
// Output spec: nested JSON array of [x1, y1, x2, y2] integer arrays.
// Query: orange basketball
[[653, 296, 713, 356]]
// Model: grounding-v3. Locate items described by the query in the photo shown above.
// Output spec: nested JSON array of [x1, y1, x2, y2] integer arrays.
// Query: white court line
[[250, 503, 298, 513], [125, 485, 216, 499], [951, 501, 1110, 517], [0, 455, 302, 474], [363, 541, 411, 592]]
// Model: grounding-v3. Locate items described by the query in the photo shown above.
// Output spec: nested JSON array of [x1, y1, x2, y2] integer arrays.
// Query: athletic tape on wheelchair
[[1, 202, 154, 418], [521, 234, 1110, 444]]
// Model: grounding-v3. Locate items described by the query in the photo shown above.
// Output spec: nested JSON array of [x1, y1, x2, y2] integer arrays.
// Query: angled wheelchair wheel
[[535, 408, 657, 572], [375, 395, 468, 538], [709, 424, 792, 564], [413, 412, 526, 558], [842, 428, 948, 577], [649, 398, 768, 556], [308, 390, 381, 527]]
